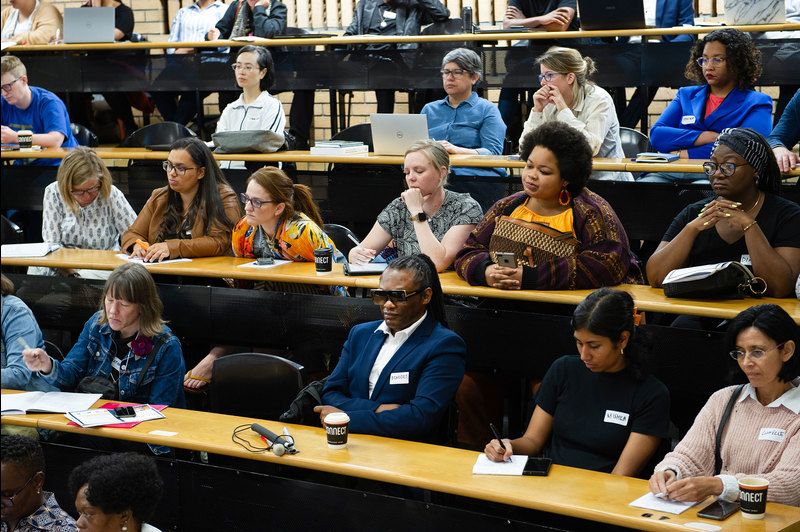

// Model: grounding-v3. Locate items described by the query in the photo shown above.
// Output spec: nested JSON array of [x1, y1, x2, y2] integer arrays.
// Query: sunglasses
[[371, 289, 424, 305]]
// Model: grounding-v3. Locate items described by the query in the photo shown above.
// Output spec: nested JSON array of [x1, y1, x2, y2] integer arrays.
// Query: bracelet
[[742, 220, 759, 233]]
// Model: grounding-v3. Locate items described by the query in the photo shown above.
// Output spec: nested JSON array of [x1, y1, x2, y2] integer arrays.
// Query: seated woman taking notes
[[121, 137, 241, 261], [349, 139, 482, 272], [485, 289, 670, 476], [650, 304, 799, 506]]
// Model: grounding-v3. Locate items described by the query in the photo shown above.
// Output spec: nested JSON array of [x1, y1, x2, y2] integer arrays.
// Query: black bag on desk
[[663, 261, 767, 299], [74, 336, 165, 400], [279, 377, 327, 426]]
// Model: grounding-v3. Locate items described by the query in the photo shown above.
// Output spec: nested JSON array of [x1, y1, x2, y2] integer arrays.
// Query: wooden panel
[[494, 0, 506, 28], [296, 0, 310, 29], [340, 0, 355, 29], [311, 0, 325, 28], [326, 0, 340, 30], [286, 0, 297, 28]]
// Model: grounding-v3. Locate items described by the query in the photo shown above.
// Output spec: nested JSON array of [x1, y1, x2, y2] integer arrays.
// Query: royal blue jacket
[[322, 313, 465, 441], [650, 85, 773, 159], [767, 89, 799, 150]]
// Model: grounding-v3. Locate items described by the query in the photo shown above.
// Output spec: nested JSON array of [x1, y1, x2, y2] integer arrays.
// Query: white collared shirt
[[737, 377, 800, 414], [367, 311, 427, 399]]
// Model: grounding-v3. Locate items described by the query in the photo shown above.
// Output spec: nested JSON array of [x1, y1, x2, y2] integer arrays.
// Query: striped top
[[166, 0, 227, 53]]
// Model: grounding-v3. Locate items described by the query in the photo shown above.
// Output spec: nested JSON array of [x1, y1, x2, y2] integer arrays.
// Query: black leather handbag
[[663, 262, 767, 299]]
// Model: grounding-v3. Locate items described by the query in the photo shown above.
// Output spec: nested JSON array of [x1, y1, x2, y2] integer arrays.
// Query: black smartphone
[[522, 457, 552, 476], [113, 406, 136, 418], [696, 500, 740, 521]]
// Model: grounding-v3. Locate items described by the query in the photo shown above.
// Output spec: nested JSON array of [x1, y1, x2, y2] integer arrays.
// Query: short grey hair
[[441, 48, 482, 79]]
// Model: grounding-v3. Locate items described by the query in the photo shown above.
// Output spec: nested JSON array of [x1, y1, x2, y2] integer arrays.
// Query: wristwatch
[[410, 212, 427, 222]]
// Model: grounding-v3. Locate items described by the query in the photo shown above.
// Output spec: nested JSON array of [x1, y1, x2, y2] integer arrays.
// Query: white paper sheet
[[472, 454, 528, 475], [115, 254, 192, 265], [629, 492, 698, 515], [236, 259, 291, 269]]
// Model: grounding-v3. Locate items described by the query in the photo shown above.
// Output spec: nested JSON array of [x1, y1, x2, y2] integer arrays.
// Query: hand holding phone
[[494, 252, 516, 268]]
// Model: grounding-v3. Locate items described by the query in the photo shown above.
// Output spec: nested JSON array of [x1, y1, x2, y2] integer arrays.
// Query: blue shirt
[[421, 92, 507, 178], [167, 0, 228, 53], [767, 88, 799, 150], [1, 86, 78, 166], [1, 295, 56, 392]]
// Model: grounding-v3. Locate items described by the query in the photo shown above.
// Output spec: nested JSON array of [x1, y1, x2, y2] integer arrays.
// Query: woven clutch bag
[[489, 216, 579, 268]]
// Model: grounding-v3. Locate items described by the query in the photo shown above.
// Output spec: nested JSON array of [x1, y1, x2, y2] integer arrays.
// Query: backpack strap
[[714, 384, 746, 476], [134, 334, 168, 388]]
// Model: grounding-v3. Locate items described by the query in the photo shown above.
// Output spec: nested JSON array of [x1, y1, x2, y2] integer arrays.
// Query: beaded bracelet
[[742, 220, 759, 233]]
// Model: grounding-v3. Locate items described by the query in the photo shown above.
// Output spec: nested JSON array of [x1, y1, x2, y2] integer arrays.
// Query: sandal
[[184, 370, 211, 394]]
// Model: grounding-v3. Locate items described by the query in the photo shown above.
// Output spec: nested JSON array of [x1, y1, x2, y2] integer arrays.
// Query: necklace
[[744, 192, 762, 214]]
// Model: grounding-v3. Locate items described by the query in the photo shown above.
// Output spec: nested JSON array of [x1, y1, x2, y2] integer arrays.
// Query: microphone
[[251, 423, 291, 454]]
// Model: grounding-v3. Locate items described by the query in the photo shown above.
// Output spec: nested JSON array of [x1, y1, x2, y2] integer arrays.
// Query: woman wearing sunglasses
[[121, 137, 241, 262], [650, 304, 799, 506], [314, 254, 466, 442], [647, 128, 800, 299], [31, 146, 136, 279], [519, 46, 630, 181]]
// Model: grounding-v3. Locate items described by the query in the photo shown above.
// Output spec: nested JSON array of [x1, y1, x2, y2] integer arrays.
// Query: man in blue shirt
[[1, 55, 78, 166]]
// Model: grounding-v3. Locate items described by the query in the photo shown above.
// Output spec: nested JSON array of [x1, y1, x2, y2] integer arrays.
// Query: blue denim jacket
[[38, 311, 186, 408], [1, 295, 57, 392]]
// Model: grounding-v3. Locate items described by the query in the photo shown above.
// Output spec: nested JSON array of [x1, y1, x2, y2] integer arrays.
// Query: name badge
[[111, 357, 122, 372], [681, 115, 696, 125], [383, 10, 397, 19], [740, 254, 752, 266], [759, 428, 785, 443], [390, 372, 409, 385], [603, 410, 630, 426]]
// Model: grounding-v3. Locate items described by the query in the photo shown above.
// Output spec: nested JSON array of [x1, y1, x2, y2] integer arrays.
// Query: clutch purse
[[488, 216, 579, 268], [662, 261, 767, 299]]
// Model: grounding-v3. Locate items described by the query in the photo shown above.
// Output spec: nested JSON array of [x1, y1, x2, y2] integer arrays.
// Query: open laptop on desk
[[63, 7, 115, 44], [577, 0, 645, 30], [370, 114, 429, 156], [723, 0, 785, 25]]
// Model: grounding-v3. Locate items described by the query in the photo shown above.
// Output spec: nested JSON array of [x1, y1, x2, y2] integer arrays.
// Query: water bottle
[[462, 6, 473, 34]]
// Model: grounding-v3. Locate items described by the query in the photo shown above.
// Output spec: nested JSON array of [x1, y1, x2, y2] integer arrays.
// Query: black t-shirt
[[508, 0, 579, 31], [114, 2, 135, 41], [662, 194, 800, 268], [536, 355, 670, 473]]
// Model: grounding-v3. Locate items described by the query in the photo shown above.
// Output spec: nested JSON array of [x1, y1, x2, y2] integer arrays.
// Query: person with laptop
[[1, 0, 62, 45], [314, 253, 467, 442], [643, 28, 773, 183], [348, 139, 482, 272], [1, 55, 78, 166], [519, 46, 631, 181], [421, 48, 507, 213]]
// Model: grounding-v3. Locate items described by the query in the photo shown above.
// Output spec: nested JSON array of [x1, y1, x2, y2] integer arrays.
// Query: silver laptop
[[370, 114, 429, 156], [63, 7, 115, 44], [723, 0, 785, 25]]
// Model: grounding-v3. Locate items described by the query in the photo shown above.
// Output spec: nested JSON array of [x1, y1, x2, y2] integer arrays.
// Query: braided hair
[[385, 254, 448, 328]]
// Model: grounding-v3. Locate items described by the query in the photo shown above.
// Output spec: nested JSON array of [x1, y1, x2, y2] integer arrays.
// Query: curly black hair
[[68, 453, 163, 524], [0, 435, 44, 476], [685, 28, 762, 90], [518, 121, 593, 198]]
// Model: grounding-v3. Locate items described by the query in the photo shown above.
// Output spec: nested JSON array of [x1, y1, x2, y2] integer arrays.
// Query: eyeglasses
[[231, 63, 260, 73], [71, 185, 101, 197], [0, 473, 36, 509], [697, 57, 726, 68], [440, 69, 470, 78], [240, 193, 277, 209], [162, 161, 199, 176], [537, 72, 566, 83], [1, 76, 22, 93], [729, 342, 786, 361], [703, 161, 749, 177], [371, 288, 423, 305]]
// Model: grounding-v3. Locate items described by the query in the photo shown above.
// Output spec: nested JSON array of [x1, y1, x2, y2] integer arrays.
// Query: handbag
[[279, 377, 328, 426], [212, 130, 285, 154], [488, 215, 579, 268], [663, 262, 767, 299]]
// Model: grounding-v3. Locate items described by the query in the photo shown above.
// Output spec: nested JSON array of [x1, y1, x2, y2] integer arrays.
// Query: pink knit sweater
[[655, 384, 800, 506]]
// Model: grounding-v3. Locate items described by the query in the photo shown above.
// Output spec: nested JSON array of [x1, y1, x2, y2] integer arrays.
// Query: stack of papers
[[66, 404, 165, 427], [1, 391, 102, 415], [635, 152, 679, 163], [310, 141, 369, 156], [1, 242, 60, 258]]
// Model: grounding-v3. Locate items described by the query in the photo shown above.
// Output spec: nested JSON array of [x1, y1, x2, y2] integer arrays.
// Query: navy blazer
[[657, 0, 695, 42], [650, 85, 773, 159], [322, 313, 466, 441]]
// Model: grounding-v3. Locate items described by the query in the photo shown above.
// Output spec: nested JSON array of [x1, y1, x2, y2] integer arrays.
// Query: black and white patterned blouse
[[376, 189, 483, 258]]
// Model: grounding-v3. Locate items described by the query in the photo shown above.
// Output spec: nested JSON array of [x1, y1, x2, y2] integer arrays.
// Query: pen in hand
[[346, 233, 362, 249], [489, 422, 511, 462]]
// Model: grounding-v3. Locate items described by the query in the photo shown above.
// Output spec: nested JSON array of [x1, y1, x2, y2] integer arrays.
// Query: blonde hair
[[57, 147, 112, 214], [536, 46, 597, 107], [404, 139, 451, 186], [1, 55, 26, 79], [97, 263, 166, 337]]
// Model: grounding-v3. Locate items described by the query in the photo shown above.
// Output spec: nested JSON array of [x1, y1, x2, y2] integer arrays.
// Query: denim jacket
[[38, 311, 186, 408], [2, 295, 57, 392]]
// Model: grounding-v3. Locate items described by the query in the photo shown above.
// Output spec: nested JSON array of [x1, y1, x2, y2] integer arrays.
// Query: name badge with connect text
[[604, 410, 630, 426], [759, 428, 785, 443], [390, 372, 409, 385], [681, 115, 696, 125]]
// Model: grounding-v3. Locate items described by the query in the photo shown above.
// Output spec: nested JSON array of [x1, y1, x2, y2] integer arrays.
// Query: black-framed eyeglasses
[[162, 161, 199, 176], [1, 76, 22, 93], [697, 57, 726, 68], [440, 69, 470, 78], [71, 185, 101, 197], [371, 289, 423, 305], [703, 161, 749, 177], [537, 72, 566, 83], [240, 193, 277, 209], [0, 473, 36, 509], [729, 342, 786, 361]]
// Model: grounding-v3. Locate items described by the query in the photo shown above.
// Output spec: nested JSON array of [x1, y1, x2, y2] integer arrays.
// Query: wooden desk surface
[[3, 249, 798, 321], [5, 23, 799, 51], [2, 392, 798, 531]]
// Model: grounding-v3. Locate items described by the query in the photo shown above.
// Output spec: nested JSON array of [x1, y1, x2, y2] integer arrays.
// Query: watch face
[[413, 212, 427, 222]]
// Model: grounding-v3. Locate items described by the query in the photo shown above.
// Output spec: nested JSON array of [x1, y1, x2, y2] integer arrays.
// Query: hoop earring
[[558, 187, 571, 206]]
